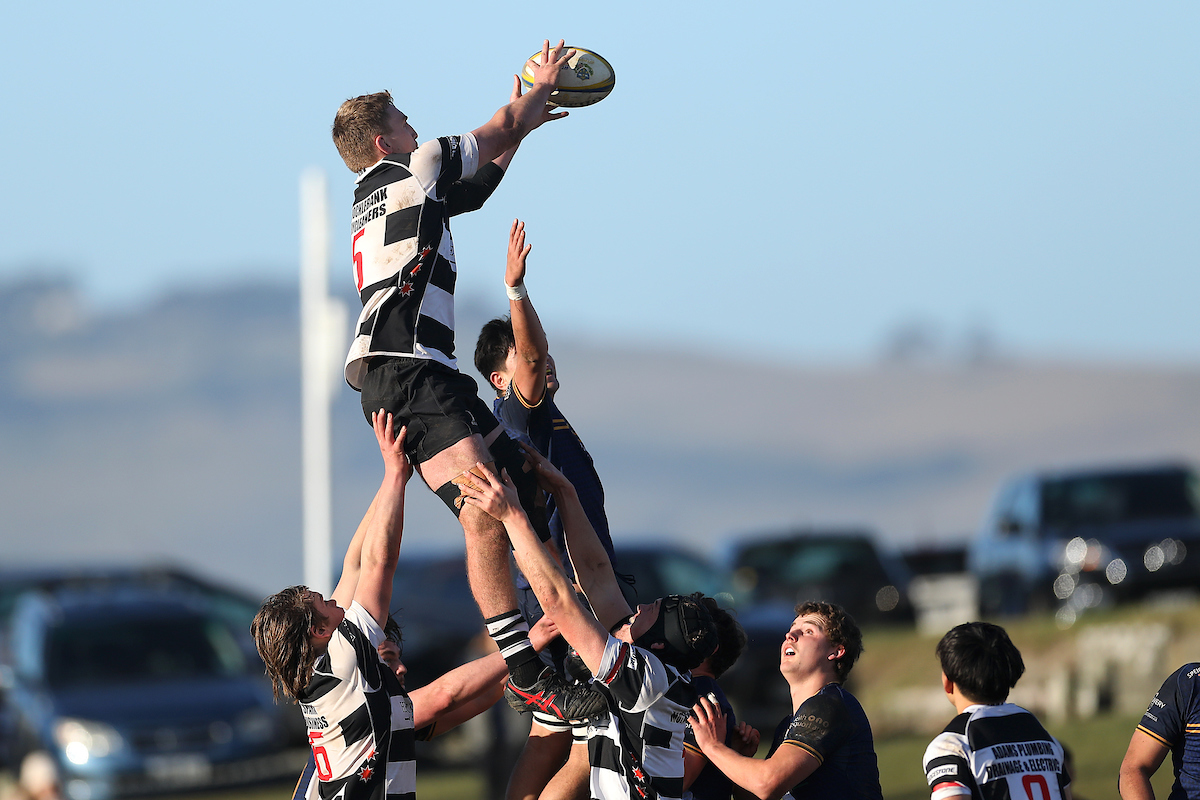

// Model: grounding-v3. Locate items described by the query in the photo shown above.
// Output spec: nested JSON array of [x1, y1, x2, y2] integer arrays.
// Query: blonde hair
[[331, 91, 396, 172]]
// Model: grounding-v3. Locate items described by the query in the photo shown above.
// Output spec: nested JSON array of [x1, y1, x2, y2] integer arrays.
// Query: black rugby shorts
[[360, 356, 499, 465]]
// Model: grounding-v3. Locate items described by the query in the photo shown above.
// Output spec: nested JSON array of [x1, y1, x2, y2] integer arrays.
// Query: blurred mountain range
[[2, 277, 1198, 598]]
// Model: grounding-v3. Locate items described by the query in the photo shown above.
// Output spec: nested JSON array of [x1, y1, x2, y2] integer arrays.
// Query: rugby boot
[[504, 666, 607, 721]]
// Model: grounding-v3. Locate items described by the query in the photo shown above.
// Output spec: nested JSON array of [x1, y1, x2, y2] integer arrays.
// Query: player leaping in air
[[329, 40, 603, 719]]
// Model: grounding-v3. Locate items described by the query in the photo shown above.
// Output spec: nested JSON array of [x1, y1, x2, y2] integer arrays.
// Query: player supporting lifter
[[252, 411, 412, 800], [330, 40, 601, 719], [475, 219, 619, 800], [458, 450, 719, 800]]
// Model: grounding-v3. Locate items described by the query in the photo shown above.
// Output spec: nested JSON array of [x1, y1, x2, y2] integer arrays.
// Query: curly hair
[[251, 585, 322, 703], [332, 91, 395, 173], [691, 593, 746, 678], [936, 622, 1025, 705], [794, 601, 863, 682]]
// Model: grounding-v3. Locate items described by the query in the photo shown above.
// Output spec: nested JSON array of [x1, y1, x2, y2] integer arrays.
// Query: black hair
[[692, 593, 746, 678], [936, 621, 1025, 705], [474, 317, 515, 395]]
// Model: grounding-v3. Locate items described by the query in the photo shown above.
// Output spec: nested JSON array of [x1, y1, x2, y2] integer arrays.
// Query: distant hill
[[2, 277, 1198, 597]]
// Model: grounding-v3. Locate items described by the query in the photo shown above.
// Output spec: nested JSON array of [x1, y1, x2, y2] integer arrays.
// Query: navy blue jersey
[[683, 676, 736, 800], [494, 385, 613, 584], [1138, 662, 1200, 800], [768, 684, 882, 800]]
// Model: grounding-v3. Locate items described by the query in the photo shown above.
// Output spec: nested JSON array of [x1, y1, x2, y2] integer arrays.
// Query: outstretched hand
[[689, 695, 728, 753], [457, 462, 523, 523], [507, 219, 531, 288], [372, 410, 412, 484], [528, 39, 576, 88]]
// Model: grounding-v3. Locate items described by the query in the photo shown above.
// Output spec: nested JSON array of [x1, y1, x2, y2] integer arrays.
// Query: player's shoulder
[[1165, 662, 1200, 691]]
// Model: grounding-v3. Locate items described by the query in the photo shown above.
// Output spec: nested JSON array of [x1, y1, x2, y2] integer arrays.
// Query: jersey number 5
[[309, 731, 333, 781], [352, 229, 366, 292]]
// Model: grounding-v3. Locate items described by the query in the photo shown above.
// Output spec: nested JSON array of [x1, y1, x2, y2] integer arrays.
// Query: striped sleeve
[[922, 731, 972, 800], [596, 635, 676, 713]]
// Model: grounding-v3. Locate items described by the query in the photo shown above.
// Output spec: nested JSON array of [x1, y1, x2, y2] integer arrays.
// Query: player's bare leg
[[415, 434, 518, 619], [505, 726, 571, 800], [417, 435, 606, 721], [541, 741, 590, 800]]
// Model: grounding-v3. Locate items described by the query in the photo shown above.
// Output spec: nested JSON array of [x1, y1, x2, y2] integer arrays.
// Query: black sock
[[485, 610, 543, 687]]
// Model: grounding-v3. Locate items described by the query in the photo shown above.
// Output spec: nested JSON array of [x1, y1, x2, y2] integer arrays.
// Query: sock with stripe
[[485, 610, 543, 688]]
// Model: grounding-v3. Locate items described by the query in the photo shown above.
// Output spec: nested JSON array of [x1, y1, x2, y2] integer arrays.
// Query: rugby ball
[[521, 47, 615, 108]]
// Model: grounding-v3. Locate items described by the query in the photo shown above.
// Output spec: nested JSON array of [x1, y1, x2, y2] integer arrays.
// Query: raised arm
[[504, 220, 550, 405], [458, 465, 611, 675], [351, 411, 412, 626], [518, 442, 629, 630], [471, 40, 574, 165]]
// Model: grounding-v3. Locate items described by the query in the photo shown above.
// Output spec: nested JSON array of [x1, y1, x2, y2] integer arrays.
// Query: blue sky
[[2, 2, 1197, 364]]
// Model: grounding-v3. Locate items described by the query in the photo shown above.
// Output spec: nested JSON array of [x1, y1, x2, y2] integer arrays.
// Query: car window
[[656, 553, 726, 599], [737, 539, 889, 601], [1009, 480, 1039, 533], [44, 614, 248, 687], [1041, 470, 1200, 528]]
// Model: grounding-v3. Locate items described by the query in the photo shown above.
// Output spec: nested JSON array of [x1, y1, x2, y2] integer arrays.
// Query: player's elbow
[[1117, 761, 1153, 798], [537, 582, 576, 621]]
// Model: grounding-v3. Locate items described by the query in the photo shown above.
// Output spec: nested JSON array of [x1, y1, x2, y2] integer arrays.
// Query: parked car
[[720, 530, 914, 733], [0, 565, 284, 772], [1, 585, 305, 799], [969, 463, 1200, 619], [610, 542, 735, 610]]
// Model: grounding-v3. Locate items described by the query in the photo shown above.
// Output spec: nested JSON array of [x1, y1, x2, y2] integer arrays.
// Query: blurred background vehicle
[[899, 542, 979, 636], [720, 529, 914, 732], [969, 462, 1200, 622], [610, 542, 736, 610], [0, 582, 306, 800]]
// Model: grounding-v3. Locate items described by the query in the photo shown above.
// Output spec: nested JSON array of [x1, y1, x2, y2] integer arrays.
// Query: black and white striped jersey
[[923, 703, 1069, 800], [297, 603, 415, 800], [343, 134, 489, 389], [587, 636, 698, 800]]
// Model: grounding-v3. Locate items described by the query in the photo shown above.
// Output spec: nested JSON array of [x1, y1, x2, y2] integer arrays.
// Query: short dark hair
[[691, 593, 746, 678], [332, 91, 395, 173], [936, 621, 1025, 704], [475, 316, 515, 395], [795, 601, 863, 681]]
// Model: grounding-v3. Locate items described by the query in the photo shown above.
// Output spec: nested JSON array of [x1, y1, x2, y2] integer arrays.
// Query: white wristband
[[506, 281, 528, 301]]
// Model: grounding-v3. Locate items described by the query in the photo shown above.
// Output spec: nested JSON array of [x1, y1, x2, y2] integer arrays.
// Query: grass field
[[153, 712, 1175, 800]]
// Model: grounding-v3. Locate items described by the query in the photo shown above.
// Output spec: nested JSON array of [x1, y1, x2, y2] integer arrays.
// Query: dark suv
[[1, 585, 305, 799], [969, 463, 1200, 619]]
